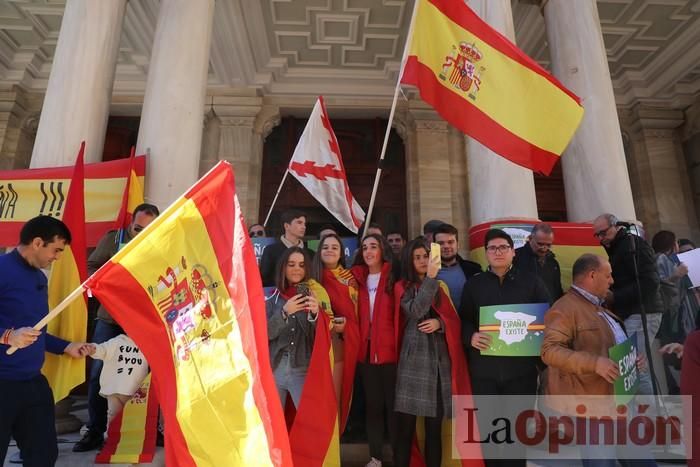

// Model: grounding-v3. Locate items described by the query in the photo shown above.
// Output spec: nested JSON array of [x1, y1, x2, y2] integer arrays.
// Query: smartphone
[[295, 282, 310, 297], [332, 317, 346, 324], [430, 242, 441, 270]]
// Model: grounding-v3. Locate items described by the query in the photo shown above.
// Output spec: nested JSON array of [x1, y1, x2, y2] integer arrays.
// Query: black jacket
[[513, 244, 563, 300], [456, 255, 482, 278], [259, 240, 315, 287], [458, 267, 551, 382], [604, 229, 663, 320]]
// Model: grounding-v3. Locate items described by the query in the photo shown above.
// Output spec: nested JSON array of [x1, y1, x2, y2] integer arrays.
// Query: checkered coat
[[394, 278, 453, 418]]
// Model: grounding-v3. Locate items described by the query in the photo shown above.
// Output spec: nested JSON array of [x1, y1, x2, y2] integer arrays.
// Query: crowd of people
[[255, 209, 700, 467], [1, 206, 698, 467]]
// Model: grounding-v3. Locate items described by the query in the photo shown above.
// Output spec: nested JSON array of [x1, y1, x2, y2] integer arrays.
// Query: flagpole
[[6, 283, 86, 355], [363, 0, 419, 238], [263, 169, 290, 228]]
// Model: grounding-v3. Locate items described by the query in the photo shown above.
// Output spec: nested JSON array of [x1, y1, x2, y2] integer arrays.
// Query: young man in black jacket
[[512, 222, 563, 301], [458, 229, 551, 467], [259, 209, 315, 287]]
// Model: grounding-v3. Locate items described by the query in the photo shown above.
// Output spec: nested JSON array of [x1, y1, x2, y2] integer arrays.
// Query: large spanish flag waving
[[401, 0, 584, 175], [42, 143, 88, 402], [86, 162, 292, 466]]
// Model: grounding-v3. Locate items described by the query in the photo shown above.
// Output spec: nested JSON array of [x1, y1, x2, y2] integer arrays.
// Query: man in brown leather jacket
[[541, 254, 658, 466], [541, 253, 623, 416]]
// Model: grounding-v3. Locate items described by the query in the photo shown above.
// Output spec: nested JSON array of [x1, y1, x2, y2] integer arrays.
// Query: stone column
[[623, 106, 699, 238], [136, 0, 214, 209], [543, 0, 636, 222], [198, 96, 280, 223], [0, 86, 31, 169], [466, 0, 538, 225], [408, 104, 455, 227], [30, 0, 127, 167]]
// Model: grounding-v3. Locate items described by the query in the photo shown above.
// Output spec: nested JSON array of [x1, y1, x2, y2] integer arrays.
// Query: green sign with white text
[[608, 333, 639, 405]]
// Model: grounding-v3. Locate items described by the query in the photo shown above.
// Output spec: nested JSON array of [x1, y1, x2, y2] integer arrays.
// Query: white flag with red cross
[[288, 96, 365, 233]]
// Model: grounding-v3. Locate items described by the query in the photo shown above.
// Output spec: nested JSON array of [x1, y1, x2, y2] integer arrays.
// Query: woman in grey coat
[[393, 238, 453, 467], [266, 247, 320, 408]]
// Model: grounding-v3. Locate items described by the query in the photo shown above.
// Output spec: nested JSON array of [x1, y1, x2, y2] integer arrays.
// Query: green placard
[[608, 333, 639, 405], [478, 303, 548, 356]]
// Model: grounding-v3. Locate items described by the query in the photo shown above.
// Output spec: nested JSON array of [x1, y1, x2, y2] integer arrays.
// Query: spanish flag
[[86, 162, 292, 466], [42, 143, 87, 402], [95, 373, 159, 464], [283, 280, 341, 467], [114, 147, 145, 230], [401, 0, 584, 175]]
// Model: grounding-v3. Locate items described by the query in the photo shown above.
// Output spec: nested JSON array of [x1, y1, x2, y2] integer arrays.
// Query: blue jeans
[[273, 353, 307, 408], [87, 320, 123, 434], [624, 313, 663, 396]]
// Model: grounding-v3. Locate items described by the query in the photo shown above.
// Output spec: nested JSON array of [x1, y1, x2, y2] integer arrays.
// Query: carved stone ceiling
[[0, 0, 698, 109]]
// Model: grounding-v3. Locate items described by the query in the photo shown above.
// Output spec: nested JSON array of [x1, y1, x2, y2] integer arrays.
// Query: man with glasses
[[592, 213, 663, 397], [458, 229, 551, 466], [248, 223, 266, 238], [513, 223, 563, 300], [73, 203, 159, 452]]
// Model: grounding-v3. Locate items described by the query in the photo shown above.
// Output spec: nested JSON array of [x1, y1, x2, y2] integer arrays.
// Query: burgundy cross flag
[[289, 96, 365, 233]]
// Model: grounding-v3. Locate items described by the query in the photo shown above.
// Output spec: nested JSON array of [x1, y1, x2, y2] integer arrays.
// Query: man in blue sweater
[[0, 215, 88, 466]]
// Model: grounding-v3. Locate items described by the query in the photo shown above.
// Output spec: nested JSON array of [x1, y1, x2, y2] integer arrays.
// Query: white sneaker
[[365, 457, 382, 467]]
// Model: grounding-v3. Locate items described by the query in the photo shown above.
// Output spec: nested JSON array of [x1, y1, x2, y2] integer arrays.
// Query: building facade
[[0, 0, 698, 243]]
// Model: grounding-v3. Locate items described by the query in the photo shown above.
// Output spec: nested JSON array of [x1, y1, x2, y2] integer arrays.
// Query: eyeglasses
[[593, 226, 612, 239], [249, 230, 265, 238], [486, 245, 512, 254]]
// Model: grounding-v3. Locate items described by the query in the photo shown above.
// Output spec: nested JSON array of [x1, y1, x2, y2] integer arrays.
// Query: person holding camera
[[266, 246, 333, 407], [393, 238, 470, 467]]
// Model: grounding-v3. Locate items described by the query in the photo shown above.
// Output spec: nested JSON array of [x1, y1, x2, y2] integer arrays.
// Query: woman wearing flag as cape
[[351, 234, 399, 466], [266, 246, 341, 466], [394, 238, 484, 467], [312, 233, 362, 432]]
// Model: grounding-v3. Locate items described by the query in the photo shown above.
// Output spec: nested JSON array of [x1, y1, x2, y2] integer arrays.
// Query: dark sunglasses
[[250, 230, 265, 237]]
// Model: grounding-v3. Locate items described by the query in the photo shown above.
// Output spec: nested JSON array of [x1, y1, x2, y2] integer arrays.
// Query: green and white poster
[[608, 333, 639, 405], [478, 303, 549, 356]]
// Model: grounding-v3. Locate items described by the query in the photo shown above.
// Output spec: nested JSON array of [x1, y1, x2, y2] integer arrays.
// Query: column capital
[[254, 105, 281, 140], [627, 104, 684, 133]]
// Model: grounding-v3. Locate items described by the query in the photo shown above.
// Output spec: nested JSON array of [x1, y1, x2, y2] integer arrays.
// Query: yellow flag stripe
[[410, 0, 583, 154], [43, 246, 86, 402]]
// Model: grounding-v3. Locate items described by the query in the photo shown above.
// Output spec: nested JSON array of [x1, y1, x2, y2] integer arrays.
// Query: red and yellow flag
[[114, 147, 145, 230], [42, 143, 88, 402], [95, 373, 159, 464], [86, 162, 292, 466], [0, 156, 146, 246], [401, 0, 584, 175], [285, 281, 340, 467]]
